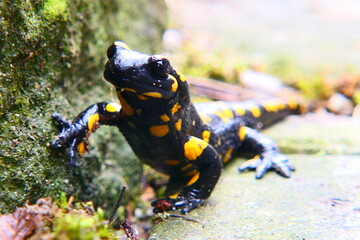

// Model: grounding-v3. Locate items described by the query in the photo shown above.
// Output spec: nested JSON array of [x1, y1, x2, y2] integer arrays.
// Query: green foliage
[[56, 192, 69, 209], [353, 91, 360, 105], [295, 73, 334, 100], [53, 205, 116, 240], [173, 44, 245, 84], [0, 0, 167, 214], [174, 44, 341, 101]]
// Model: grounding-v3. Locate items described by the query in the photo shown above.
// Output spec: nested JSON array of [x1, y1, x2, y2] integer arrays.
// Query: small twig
[[120, 219, 138, 240], [109, 186, 127, 224], [168, 214, 200, 223], [67, 195, 75, 208]]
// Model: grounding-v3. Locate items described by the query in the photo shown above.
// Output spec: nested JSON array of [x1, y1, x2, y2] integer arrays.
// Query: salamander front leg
[[238, 126, 295, 179], [152, 136, 223, 214], [51, 102, 121, 167]]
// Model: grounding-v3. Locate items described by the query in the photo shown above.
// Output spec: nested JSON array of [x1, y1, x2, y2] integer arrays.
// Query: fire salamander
[[51, 41, 301, 214]]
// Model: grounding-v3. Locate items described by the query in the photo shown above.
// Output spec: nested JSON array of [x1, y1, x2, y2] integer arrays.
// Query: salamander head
[[104, 41, 182, 100]]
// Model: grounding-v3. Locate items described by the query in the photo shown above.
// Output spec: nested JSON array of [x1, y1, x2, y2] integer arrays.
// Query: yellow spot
[[114, 41, 130, 50], [181, 163, 193, 171], [177, 71, 187, 82], [169, 75, 178, 92], [223, 147, 234, 163], [123, 88, 136, 93], [215, 108, 234, 123], [276, 100, 286, 110], [171, 102, 181, 114], [169, 193, 179, 199], [299, 103, 307, 113], [105, 103, 121, 113], [127, 121, 136, 129], [77, 141, 86, 156], [143, 92, 163, 98], [263, 100, 286, 112], [137, 95, 148, 100], [199, 113, 212, 124], [263, 103, 278, 112], [175, 119, 182, 131], [88, 113, 100, 132], [287, 99, 298, 109], [186, 172, 200, 186], [202, 130, 211, 143], [185, 169, 199, 177], [234, 107, 245, 115], [165, 159, 180, 165], [239, 126, 247, 141], [184, 137, 208, 160], [160, 114, 170, 122], [249, 106, 261, 118], [149, 124, 169, 137], [117, 91, 134, 116]]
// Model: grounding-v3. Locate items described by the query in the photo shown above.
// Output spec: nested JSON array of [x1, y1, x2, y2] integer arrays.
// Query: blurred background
[[162, 0, 360, 115], [165, 0, 360, 70]]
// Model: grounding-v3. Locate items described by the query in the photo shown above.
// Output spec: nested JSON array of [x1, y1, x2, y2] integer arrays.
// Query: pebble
[[326, 93, 354, 115], [163, 29, 183, 51], [239, 70, 284, 95]]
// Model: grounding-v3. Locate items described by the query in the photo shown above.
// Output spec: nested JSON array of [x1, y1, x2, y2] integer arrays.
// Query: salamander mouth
[[104, 61, 175, 99]]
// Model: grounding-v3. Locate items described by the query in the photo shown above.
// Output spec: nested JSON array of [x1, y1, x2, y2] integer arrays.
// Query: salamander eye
[[148, 55, 170, 77]]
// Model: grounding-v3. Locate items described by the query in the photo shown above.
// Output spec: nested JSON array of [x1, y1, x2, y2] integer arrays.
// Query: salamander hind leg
[[237, 126, 295, 179], [152, 136, 223, 214]]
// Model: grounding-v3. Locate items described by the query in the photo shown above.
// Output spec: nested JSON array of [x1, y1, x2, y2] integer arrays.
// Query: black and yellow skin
[[51, 41, 301, 214]]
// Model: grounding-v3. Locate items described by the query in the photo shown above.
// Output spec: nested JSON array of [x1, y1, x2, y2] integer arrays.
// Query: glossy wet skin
[[51, 41, 300, 214], [104, 41, 178, 99]]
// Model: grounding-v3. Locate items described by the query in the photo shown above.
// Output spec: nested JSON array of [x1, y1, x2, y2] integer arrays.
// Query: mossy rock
[[0, 0, 167, 214]]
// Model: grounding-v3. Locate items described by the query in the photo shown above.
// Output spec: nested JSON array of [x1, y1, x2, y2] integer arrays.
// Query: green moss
[[0, 0, 167, 214], [43, 0, 69, 20], [295, 73, 334, 100]]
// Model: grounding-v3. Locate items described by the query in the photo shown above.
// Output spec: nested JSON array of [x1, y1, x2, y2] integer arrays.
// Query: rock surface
[[265, 113, 360, 155], [0, 0, 167, 214], [149, 114, 360, 239]]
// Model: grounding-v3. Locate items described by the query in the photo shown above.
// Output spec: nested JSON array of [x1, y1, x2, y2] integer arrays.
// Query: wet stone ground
[[148, 0, 360, 238], [149, 114, 360, 240]]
